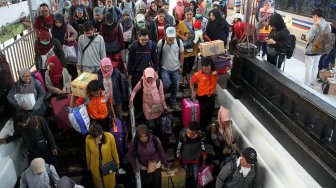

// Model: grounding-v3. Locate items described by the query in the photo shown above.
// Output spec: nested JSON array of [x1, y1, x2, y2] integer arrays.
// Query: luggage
[[160, 113, 174, 137], [161, 164, 186, 188], [181, 98, 200, 128], [71, 72, 98, 98], [68, 104, 91, 135], [51, 94, 72, 130], [110, 117, 128, 157]]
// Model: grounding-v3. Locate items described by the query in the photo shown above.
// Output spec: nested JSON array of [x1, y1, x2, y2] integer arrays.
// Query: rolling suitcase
[[51, 94, 72, 130], [181, 98, 200, 128], [110, 117, 128, 157]]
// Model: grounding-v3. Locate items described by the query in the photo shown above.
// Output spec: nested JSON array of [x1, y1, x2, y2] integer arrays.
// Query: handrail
[[128, 84, 142, 188], [0, 31, 36, 82]]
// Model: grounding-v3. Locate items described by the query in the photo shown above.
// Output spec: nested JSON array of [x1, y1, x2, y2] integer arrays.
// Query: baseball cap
[[166, 27, 176, 38], [30, 158, 46, 174], [242, 147, 257, 164]]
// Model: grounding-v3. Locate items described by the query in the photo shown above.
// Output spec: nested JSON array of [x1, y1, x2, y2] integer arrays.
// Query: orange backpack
[[87, 91, 110, 120]]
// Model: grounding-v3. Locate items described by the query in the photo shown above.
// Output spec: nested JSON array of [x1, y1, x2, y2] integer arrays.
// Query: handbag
[[147, 160, 157, 173], [100, 160, 118, 176], [68, 104, 91, 135], [63, 45, 77, 63], [150, 104, 164, 113], [197, 161, 214, 187]]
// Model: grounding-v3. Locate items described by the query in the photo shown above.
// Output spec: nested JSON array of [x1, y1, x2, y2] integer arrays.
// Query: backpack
[[134, 135, 159, 161], [312, 23, 336, 55], [286, 35, 296, 59], [159, 38, 181, 67]]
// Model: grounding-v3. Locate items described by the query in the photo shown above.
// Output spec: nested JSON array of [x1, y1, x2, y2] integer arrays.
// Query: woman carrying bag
[[86, 123, 120, 188]]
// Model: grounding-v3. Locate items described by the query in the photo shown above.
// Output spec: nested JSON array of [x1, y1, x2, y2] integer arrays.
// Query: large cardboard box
[[161, 165, 186, 188], [199, 40, 226, 57], [71, 72, 98, 98]]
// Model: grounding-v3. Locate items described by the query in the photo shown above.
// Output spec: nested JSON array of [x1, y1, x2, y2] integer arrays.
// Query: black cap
[[242, 147, 257, 164]]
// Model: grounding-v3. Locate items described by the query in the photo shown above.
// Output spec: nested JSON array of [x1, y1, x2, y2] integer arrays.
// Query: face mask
[[137, 22, 145, 29], [106, 4, 112, 8], [83, 2, 89, 6], [40, 41, 50, 45], [99, 4, 104, 7], [64, 5, 71, 9], [106, 22, 113, 26], [196, 14, 203, 19]]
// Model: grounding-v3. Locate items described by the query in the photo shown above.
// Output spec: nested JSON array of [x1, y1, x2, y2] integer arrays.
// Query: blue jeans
[[184, 163, 199, 183], [161, 68, 179, 104]]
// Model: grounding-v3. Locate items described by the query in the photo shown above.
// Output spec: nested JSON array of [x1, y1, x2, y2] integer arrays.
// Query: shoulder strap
[[121, 2, 124, 9], [184, 20, 194, 34], [82, 34, 97, 55], [177, 38, 181, 49], [159, 38, 165, 66], [156, 79, 160, 90]]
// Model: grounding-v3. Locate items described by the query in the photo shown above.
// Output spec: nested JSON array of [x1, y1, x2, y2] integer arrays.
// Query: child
[[193, 20, 204, 44], [176, 121, 207, 187]]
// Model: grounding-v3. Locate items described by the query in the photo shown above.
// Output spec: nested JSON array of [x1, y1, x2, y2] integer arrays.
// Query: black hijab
[[206, 9, 228, 40], [51, 13, 67, 45]]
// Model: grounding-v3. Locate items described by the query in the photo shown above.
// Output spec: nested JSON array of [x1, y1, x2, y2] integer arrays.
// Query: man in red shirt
[[33, 3, 54, 36], [190, 57, 218, 131], [149, 8, 173, 43]]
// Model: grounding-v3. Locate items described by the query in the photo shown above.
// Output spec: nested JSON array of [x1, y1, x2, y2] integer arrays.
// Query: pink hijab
[[100, 57, 113, 78], [218, 106, 235, 148], [141, 67, 159, 94]]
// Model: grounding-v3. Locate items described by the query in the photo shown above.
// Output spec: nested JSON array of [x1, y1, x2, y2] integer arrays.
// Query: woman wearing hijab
[[97, 57, 127, 118], [86, 123, 120, 188], [205, 8, 230, 46], [120, 9, 135, 65], [7, 68, 46, 116], [51, 13, 78, 79], [176, 7, 198, 87], [128, 124, 168, 188], [34, 30, 66, 78], [173, 0, 185, 24], [100, 13, 126, 74], [129, 68, 168, 127], [146, 1, 158, 22], [210, 106, 237, 167], [72, 5, 89, 36], [45, 56, 71, 99]]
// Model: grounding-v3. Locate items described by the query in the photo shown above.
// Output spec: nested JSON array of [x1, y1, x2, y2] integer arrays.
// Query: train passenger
[[205, 9, 230, 47], [176, 121, 207, 187], [146, 1, 158, 22], [7, 68, 46, 116], [0, 112, 58, 166], [120, 9, 135, 65], [97, 57, 127, 118], [173, 0, 185, 23], [149, 8, 174, 43], [34, 30, 66, 78], [257, 1, 274, 59], [304, 8, 331, 86], [128, 124, 168, 188], [318, 21, 336, 72], [51, 14, 78, 79], [86, 123, 120, 188], [210, 107, 237, 168], [176, 7, 198, 87], [57, 176, 84, 188], [78, 21, 106, 73], [20, 158, 59, 188], [190, 57, 218, 131], [157, 27, 184, 111], [216, 147, 262, 188], [129, 67, 168, 128], [229, 13, 244, 54], [75, 80, 115, 132], [162, 2, 176, 26], [45, 56, 71, 100], [99, 13, 126, 74], [71, 5, 90, 36], [33, 3, 53, 36], [127, 29, 158, 117], [265, 13, 290, 69], [92, 7, 105, 33]]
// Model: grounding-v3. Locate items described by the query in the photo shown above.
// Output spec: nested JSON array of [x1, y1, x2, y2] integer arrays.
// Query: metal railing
[[1, 31, 36, 82]]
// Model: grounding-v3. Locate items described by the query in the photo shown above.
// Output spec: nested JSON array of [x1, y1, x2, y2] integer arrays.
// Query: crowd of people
[[2, 0, 336, 187]]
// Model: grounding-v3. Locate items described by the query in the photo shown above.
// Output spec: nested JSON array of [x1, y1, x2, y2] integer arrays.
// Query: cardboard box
[[199, 40, 226, 57], [327, 78, 336, 95], [71, 72, 98, 98], [161, 165, 186, 188]]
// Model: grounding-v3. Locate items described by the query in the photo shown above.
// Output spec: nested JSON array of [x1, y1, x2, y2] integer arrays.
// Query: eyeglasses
[[139, 38, 149, 42], [40, 9, 49, 13]]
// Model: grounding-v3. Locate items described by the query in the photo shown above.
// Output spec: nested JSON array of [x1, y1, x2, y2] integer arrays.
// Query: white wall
[[0, 1, 29, 27]]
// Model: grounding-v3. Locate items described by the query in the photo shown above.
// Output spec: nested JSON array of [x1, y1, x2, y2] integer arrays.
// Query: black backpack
[[286, 35, 296, 59]]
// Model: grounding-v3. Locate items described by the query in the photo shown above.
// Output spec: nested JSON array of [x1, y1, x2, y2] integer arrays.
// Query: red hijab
[[48, 56, 63, 89], [36, 30, 53, 55]]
